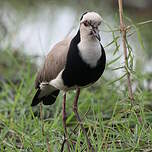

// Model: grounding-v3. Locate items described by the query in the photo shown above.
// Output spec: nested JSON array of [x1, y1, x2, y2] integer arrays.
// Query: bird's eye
[[83, 21, 89, 27]]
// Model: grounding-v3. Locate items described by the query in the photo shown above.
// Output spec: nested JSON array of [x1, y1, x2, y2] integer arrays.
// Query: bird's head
[[79, 11, 102, 41]]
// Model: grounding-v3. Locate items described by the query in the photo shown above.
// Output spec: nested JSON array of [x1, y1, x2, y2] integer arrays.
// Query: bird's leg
[[73, 88, 95, 152], [62, 93, 71, 152]]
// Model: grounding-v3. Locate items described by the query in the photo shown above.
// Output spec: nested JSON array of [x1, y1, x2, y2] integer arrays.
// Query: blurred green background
[[0, 0, 152, 151], [0, 0, 152, 78]]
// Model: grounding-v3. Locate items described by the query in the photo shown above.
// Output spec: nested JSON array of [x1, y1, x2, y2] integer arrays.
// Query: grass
[[0, 47, 152, 152]]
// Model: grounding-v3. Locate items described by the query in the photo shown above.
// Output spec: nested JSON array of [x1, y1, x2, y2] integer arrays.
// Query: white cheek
[[81, 26, 92, 37], [87, 26, 92, 31]]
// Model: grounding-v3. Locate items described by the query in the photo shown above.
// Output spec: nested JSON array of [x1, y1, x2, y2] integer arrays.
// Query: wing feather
[[35, 37, 71, 89]]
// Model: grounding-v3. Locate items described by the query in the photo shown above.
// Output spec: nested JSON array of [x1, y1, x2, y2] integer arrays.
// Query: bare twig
[[40, 103, 45, 136], [40, 104, 52, 152], [118, 0, 134, 104], [62, 93, 71, 152], [126, 19, 152, 30], [102, 19, 152, 33], [60, 136, 66, 152], [46, 136, 51, 152]]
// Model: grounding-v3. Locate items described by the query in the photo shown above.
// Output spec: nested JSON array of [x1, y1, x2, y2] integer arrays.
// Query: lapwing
[[32, 11, 106, 151]]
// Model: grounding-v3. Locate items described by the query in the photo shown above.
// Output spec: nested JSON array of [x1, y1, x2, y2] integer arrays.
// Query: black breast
[[62, 30, 106, 87]]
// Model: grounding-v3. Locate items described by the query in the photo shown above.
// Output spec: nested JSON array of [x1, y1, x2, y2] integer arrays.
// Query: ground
[[0, 50, 152, 152]]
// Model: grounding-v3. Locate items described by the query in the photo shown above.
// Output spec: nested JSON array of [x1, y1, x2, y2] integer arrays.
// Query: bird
[[31, 11, 106, 152]]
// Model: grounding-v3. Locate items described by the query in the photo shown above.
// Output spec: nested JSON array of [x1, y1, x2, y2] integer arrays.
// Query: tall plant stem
[[118, 0, 134, 104]]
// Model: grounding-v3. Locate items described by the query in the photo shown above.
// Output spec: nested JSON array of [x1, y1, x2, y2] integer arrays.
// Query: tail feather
[[42, 90, 60, 105], [31, 89, 41, 106], [31, 89, 60, 106]]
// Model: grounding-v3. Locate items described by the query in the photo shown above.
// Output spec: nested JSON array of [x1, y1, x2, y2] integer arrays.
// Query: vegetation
[[0, 0, 152, 152]]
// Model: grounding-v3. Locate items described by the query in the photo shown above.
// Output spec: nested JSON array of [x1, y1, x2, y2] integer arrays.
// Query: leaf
[[104, 36, 120, 48], [112, 66, 124, 71], [125, 16, 145, 50], [107, 73, 127, 85], [107, 55, 121, 66], [102, 19, 120, 55], [113, 44, 120, 55]]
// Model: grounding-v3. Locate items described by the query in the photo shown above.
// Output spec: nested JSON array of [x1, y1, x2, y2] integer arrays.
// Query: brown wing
[[35, 37, 71, 89]]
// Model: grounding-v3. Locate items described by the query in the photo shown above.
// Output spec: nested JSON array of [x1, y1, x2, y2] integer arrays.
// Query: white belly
[[49, 70, 95, 91]]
